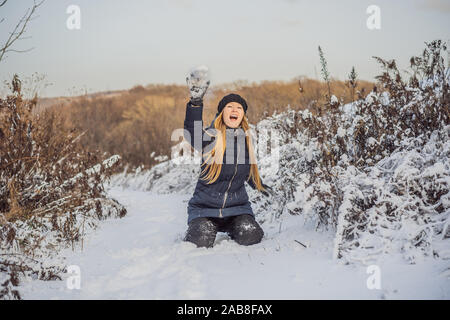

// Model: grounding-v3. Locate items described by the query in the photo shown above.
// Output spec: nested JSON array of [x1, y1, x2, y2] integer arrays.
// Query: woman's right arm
[[184, 66, 212, 152], [184, 100, 208, 152]]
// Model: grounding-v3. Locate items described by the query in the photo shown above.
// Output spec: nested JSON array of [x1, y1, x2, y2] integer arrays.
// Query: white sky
[[0, 0, 449, 97]]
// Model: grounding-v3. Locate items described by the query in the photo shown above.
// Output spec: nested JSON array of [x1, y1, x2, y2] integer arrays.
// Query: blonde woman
[[183, 68, 272, 248]]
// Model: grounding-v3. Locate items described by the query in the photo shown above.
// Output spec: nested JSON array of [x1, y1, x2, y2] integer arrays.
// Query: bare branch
[[0, 0, 45, 63], [5, 47, 35, 54], [17, 35, 33, 41]]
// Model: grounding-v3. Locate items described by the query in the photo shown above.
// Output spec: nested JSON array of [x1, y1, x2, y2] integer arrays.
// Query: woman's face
[[222, 102, 244, 128]]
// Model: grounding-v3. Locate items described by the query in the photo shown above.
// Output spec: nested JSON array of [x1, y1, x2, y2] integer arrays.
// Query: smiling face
[[222, 102, 245, 128]]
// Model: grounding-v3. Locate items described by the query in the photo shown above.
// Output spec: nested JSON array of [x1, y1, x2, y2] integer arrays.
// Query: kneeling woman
[[183, 71, 271, 248]]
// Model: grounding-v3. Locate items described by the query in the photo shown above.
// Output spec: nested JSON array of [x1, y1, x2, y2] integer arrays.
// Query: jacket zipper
[[219, 137, 240, 218]]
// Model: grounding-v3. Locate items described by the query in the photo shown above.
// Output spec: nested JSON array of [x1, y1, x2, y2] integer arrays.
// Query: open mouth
[[230, 114, 238, 121]]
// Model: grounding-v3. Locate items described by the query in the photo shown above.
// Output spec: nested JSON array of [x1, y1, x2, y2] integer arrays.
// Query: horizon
[[0, 0, 449, 98]]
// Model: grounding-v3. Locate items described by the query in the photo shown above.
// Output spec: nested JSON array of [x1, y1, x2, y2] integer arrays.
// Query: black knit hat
[[217, 93, 248, 115]]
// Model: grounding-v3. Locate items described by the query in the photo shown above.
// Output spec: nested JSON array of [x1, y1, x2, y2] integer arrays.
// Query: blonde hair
[[200, 110, 266, 192]]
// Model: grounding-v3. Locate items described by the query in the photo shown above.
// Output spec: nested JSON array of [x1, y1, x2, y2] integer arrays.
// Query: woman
[[183, 69, 272, 248]]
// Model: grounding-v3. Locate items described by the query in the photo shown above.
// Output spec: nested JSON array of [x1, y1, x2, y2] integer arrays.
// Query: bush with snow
[[0, 77, 127, 299]]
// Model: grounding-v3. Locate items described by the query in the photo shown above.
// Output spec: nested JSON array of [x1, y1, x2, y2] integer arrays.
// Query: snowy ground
[[20, 187, 450, 299]]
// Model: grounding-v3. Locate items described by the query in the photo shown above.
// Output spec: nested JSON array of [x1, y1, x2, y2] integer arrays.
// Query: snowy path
[[21, 187, 450, 299]]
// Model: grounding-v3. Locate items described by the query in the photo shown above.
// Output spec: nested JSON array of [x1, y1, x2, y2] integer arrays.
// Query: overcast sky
[[0, 0, 449, 97]]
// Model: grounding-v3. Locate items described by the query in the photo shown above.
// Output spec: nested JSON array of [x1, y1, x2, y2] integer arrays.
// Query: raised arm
[[184, 100, 215, 152], [183, 66, 213, 153]]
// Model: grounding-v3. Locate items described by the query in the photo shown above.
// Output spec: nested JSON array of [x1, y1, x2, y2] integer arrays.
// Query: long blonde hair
[[199, 110, 266, 192]]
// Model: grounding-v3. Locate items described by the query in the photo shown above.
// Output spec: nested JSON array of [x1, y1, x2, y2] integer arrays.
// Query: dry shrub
[[109, 95, 180, 166], [53, 84, 188, 170], [0, 76, 127, 299], [212, 78, 374, 122]]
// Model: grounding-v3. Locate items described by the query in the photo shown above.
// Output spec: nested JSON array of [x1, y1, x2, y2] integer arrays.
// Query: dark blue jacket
[[183, 100, 260, 224]]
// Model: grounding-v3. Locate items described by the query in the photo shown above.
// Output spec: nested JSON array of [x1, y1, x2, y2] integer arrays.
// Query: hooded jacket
[[183, 100, 261, 224]]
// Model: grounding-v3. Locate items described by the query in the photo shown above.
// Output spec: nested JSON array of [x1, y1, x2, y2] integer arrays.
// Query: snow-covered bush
[[107, 142, 200, 194], [0, 77, 127, 299], [333, 127, 449, 263], [268, 40, 449, 263]]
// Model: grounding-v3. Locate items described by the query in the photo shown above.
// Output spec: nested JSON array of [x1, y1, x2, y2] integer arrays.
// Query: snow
[[367, 137, 378, 146], [8, 58, 450, 299], [330, 95, 338, 104], [337, 126, 346, 138], [18, 187, 450, 299]]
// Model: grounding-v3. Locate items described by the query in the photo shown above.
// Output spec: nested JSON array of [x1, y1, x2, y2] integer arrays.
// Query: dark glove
[[261, 183, 274, 197], [186, 66, 210, 105], [247, 178, 274, 197]]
